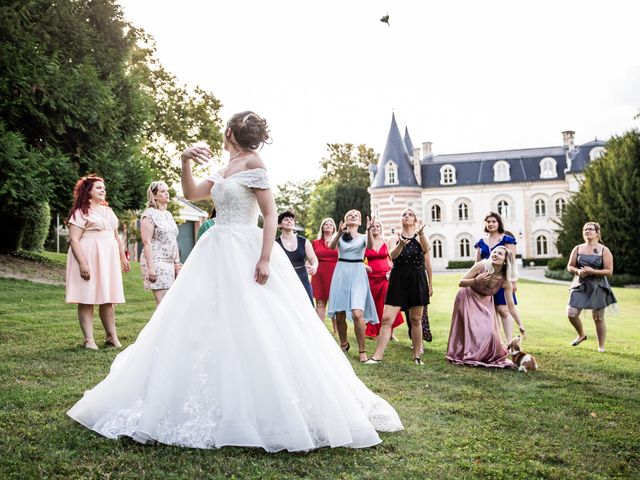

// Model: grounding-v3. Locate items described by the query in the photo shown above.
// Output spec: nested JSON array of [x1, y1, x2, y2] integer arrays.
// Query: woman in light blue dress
[[327, 209, 378, 362]]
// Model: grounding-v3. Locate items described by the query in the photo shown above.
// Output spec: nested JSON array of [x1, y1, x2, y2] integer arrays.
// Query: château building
[[369, 114, 606, 270]]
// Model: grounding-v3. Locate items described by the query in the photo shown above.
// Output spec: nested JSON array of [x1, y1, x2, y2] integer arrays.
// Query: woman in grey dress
[[566, 222, 617, 352]]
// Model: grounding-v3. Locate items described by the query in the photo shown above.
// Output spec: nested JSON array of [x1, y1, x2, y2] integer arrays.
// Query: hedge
[[447, 260, 475, 269], [545, 268, 640, 286], [20, 202, 51, 251]]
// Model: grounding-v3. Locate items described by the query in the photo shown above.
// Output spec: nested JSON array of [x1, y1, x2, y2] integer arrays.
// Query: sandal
[[414, 357, 424, 365], [571, 335, 587, 346], [104, 337, 122, 348], [359, 350, 368, 363], [83, 339, 98, 350], [364, 358, 383, 365], [340, 342, 350, 353]]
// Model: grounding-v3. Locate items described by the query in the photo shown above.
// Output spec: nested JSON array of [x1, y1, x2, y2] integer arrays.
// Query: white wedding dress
[[67, 168, 403, 452]]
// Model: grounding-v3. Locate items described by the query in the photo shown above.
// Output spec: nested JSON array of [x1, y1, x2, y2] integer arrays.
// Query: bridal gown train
[[67, 168, 403, 452]]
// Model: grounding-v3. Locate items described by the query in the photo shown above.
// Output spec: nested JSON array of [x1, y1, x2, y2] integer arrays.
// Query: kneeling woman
[[446, 246, 525, 368]]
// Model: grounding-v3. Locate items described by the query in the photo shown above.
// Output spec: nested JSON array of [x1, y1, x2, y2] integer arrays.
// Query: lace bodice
[[207, 168, 270, 226]]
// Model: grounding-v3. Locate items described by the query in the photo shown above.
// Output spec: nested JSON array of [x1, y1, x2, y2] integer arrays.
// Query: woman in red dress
[[364, 220, 404, 338], [311, 218, 339, 333]]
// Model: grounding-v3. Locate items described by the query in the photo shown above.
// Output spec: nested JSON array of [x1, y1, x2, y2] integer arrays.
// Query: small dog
[[506, 336, 538, 372]]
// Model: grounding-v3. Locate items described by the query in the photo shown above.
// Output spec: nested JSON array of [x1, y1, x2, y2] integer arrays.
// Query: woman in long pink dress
[[446, 246, 525, 368], [66, 175, 130, 350], [364, 220, 403, 338], [311, 218, 338, 333]]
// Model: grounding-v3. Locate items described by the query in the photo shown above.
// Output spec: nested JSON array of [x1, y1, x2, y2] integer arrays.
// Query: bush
[[547, 257, 568, 271], [521, 257, 555, 267], [545, 269, 572, 281], [20, 202, 51, 251], [544, 268, 640, 286], [447, 260, 475, 269]]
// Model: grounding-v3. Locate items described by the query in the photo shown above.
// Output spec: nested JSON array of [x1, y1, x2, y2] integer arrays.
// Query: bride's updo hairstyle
[[227, 111, 271, 150]]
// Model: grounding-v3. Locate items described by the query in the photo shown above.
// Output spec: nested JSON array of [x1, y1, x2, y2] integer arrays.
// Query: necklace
[[229, 150, 253, 161]]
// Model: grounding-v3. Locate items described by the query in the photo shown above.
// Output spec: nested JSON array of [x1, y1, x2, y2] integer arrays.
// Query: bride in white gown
[[67, 111, 403, 452]]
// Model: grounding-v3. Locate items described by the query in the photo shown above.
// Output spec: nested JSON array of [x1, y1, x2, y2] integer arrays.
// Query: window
[[540, 157, 557, 179], [493, 161, 510, 182], [459, 238, 471, 258], [497, 200, 510, 220], [432, 239, 443, 259], [440, 165, 456, 185], [555, 198, 567, 217], [534, 198, 546, 217], [431, 204, 442, 222], [589, 147, 606, 161], [458, 202, 469, 221], [536, 235, 548, 256], [385, 161, 398, 185]]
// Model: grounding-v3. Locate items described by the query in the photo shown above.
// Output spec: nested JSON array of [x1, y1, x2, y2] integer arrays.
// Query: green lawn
[[0, 255, 638, 479]]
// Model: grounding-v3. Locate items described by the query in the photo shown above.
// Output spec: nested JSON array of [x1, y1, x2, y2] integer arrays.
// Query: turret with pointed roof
[[371, 113, 419, 188]]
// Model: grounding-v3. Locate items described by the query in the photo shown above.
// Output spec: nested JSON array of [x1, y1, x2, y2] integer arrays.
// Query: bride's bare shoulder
[[246, 154, 267, 171]]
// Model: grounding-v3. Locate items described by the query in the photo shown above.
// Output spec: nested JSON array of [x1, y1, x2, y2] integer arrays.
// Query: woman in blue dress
[[327, 209, 378, 362], [475, 211, 525, 342]]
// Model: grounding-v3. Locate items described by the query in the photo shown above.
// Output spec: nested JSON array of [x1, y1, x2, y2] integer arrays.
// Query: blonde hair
[[343, 209, 361, 222], [483, 245, 517, 282], [146, 181, 168, 209], [317, 218, 337, 239]]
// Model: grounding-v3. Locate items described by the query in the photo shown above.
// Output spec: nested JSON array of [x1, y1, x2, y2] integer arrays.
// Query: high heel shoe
[[340, 342, 350, 353]]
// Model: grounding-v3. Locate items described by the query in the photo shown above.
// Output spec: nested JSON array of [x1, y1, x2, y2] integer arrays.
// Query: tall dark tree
[[556, 130, 640, 274], [309, 143, 378, 232], [274, 180, 315, 234]]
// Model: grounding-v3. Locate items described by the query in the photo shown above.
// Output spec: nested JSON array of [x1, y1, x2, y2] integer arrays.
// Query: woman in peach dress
[[66, 175, 130, 350]]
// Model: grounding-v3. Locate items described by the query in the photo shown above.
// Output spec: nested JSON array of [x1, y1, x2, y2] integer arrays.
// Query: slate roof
[[370, 113, 419, 188], [417, 140, 605, 188], [370, 113, 606, 189]]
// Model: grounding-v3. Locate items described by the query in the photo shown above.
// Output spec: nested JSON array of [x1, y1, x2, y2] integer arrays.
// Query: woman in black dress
[[276, 211, 318, 304], [366, 208, 430, 365]]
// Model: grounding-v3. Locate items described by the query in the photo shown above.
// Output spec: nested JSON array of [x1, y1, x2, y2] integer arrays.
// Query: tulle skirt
[[67, 224, 402, 452]]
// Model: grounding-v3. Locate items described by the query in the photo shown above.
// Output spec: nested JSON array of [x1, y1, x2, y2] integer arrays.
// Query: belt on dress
[[338, 258, 363, 263]]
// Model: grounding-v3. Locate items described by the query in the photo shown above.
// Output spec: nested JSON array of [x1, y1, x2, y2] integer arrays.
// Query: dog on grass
[[506, 335, 538, 372]]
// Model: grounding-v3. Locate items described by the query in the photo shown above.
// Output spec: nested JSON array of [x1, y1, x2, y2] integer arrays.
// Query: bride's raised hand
[[181, 146, 212, 166]]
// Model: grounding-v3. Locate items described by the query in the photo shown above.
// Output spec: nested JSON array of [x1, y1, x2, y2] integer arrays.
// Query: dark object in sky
[[380, 14, 390, 26]]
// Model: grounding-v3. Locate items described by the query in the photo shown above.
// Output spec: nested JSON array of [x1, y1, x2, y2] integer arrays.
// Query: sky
[[118, 0, 640, 188]]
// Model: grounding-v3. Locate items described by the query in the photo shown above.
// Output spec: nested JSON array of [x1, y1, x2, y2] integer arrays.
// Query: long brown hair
[[66, 175, 107, 224]]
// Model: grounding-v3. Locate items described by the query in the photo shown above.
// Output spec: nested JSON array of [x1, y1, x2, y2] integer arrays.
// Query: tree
[[0, 0, 223, 251], [556, 130, 640, 274], [308, 143, 378, 233], [274, 180, 315, 234]]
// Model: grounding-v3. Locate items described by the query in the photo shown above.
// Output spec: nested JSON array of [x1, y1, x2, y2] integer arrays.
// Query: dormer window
[[385, 161, 398, 185], [493, 161, 510, 182], [540, 157, 557, 179], [589, 147, 606, 161], [440, 165, 456, 185]]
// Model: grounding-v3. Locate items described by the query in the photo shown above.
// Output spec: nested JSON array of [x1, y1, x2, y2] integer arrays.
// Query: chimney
[[422, 141, 433, 157], [413, 148, 422, 185], [562, 131, 575, 150]]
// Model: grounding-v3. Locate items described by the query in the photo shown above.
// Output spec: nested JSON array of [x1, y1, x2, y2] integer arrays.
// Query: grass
[[0, 254, 639, 479]]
